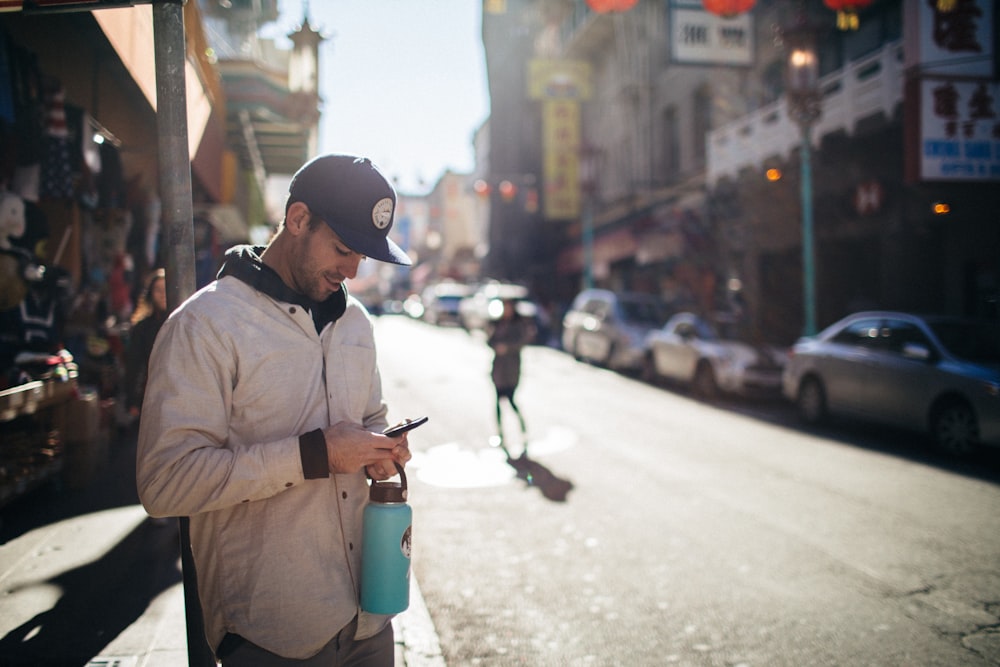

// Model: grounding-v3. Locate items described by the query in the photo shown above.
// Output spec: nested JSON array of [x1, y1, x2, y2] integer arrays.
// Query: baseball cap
[[287, 154, 412, 266]]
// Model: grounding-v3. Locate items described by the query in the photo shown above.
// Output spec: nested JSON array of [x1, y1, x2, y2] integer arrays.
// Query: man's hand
[[322, 421, 411, 477]]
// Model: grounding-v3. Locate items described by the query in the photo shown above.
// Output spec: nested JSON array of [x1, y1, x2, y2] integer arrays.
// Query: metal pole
[[152, 3, 213, 665], [800, 122, 816, 337], [153, 0, 197, 308]]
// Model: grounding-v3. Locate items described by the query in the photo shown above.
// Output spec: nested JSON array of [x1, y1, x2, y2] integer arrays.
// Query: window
[[660, 107, 679, 183], [831, 318, 885, 349], [882, 319, 931, 355], [761, 60, 784, 106], [693, 87, 711, 167]]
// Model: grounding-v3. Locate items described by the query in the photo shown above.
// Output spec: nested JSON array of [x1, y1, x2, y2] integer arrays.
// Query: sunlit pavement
[[411, 425, 577, 489]]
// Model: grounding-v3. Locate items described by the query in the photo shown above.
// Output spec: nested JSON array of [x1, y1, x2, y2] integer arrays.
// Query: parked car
[[402, 293, 425, 319], [645, 312, 787, 399], [420, 282, 472, 326], [561, 289, 670, 373], [782, 311, 1000, 455], [459, 282, 527, 331], [459, 282, 550, 344]]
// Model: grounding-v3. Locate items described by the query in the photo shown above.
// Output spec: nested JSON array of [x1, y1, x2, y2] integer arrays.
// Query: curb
[[393, 575, 446, 666]]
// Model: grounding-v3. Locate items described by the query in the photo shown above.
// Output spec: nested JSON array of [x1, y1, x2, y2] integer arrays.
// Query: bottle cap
[[369, 462, 408, 502]]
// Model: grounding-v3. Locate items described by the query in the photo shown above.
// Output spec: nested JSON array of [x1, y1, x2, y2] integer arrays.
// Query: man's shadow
[[0, 429, 185, 665], [507, 455, 574, 502], [0, 517, 182, 666]]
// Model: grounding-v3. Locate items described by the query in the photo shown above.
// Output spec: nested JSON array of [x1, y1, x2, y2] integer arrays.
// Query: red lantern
[[586, 0, 638, 14], [702, 0, 755, 18], [823, 0, 875, 31]]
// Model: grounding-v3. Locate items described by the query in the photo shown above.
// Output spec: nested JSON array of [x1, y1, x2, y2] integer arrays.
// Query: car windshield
[[928, 320, 1000, 364], [620, 299, 668, 326]]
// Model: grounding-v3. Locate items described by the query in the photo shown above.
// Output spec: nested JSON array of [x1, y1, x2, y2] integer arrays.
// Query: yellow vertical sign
[[528, 59, 591, 221], [543, 100, 581, 220]]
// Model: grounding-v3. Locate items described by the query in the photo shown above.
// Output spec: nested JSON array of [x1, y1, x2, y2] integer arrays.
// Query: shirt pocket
[[326, 343, 376, 421]]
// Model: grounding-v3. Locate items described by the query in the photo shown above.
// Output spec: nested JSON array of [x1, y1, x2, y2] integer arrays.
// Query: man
[[136, 154, 413, 665]]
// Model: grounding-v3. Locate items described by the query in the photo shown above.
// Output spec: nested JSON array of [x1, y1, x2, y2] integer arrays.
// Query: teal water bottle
[[360, 463, 412, 614]]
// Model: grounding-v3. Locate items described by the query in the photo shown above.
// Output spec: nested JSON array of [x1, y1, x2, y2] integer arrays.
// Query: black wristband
[[299, 428, 329, 479]]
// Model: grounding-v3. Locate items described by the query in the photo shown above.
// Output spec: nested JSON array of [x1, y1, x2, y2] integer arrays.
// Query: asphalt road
[[374, 315, 1000, 667]]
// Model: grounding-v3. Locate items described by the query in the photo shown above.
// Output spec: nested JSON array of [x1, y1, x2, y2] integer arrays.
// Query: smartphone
[[382, 416, 429, 438]]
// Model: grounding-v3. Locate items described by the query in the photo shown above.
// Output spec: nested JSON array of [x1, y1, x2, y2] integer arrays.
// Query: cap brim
[[329, 221, 412, 266]]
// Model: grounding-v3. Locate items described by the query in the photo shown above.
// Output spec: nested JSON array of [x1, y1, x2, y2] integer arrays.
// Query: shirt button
[[289, 307, 296, 314], [285, 482, 293, 488], [342, 491, 348, 499], [349, 542, 354, 550], [242, 499, 250, 503]]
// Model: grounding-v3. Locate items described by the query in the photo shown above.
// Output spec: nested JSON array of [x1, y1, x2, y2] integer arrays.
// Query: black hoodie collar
[[217, 244, 347, 333]]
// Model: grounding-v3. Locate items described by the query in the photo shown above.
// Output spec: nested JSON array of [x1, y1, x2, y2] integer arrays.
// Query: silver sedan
[[782, 311, 1000, 455]]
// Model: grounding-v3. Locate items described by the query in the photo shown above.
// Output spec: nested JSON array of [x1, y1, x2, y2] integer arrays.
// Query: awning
[[93, 4, 222, 194], [557, 226, 637, 274], [194, 204, 249, 243]]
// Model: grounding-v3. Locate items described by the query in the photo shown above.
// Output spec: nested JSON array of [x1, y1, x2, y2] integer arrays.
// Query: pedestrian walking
[[487, 297, 536, 461], [123, 268, 166, 420], [136, 154, 413, 666]]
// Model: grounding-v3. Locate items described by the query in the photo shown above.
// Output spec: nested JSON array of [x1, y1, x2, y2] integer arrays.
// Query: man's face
[[290, 216, 364, 302]]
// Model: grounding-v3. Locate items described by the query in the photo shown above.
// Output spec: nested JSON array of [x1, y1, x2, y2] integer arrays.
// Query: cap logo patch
[[372, 197, 394, 230]]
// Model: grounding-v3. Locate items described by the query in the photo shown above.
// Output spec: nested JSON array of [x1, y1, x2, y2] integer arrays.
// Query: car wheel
[[796, 376, 826, 424], [931, 399, 979, 456], [640, 351, 658, 385], [566, 334, 581, 361], [692, 361, 719, 401], [602, 343, 616, 370]]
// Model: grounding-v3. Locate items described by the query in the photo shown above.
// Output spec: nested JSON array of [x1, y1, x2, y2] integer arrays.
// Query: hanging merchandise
[[6, 37, 43, 203], [0, 30, 15, 124], [96, 140, 125, 209], [39, 76, 73, 200], [0, 190, 28, 311]]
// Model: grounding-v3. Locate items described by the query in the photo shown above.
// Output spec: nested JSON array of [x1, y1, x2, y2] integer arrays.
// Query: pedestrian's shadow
[[0, 517, 182, 666], [507, 455, 574, 502]]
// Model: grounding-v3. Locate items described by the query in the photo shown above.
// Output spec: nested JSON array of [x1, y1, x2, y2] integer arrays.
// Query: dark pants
[[219, 617, 394, 667]]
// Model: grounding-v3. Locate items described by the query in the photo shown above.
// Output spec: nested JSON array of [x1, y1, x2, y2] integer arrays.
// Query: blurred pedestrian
[[123, 268, 166, 419], [136, 154, 413, 666], [487, 297, 536, 461]]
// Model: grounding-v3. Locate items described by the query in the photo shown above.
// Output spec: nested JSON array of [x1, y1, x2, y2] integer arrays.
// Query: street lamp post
[[784, 13, 822, 336]]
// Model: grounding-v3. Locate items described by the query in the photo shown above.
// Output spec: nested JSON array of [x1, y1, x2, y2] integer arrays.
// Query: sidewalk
[[0, 433, 444, 666], [87, 525, 444, 667]]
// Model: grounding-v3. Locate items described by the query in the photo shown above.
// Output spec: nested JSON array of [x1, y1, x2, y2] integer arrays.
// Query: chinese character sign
[[921, 79, 1000, 181], [542, 99, 582, 220], [908, 0, 994, 78], [670, 5, 753, 66], [528, 59, 591, 221]]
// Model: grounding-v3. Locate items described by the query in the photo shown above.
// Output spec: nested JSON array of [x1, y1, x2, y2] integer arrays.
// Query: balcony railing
[[707, 39, 903, 186]]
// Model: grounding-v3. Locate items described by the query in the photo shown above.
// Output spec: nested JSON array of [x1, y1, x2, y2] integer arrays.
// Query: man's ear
[[285, 202, 312, 236]]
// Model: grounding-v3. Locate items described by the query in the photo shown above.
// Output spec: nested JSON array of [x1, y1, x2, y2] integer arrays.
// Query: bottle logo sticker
[[401, 526, 412, 559]]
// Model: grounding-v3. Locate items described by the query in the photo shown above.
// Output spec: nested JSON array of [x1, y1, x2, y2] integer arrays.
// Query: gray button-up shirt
[[136, 275, 392, 659]]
